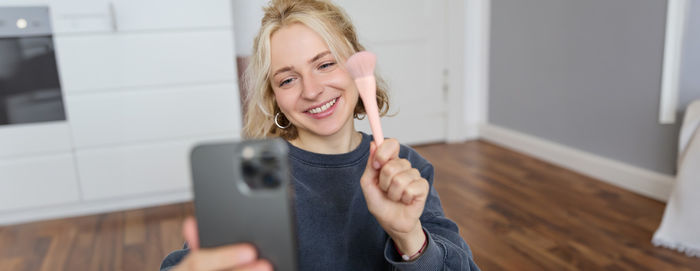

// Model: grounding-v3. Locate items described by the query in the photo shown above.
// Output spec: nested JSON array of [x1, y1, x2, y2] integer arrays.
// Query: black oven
[[0, 7, 65, 126]]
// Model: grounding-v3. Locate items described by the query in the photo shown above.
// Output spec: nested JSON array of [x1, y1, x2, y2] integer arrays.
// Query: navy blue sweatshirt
[[160, 133, 479, 270]]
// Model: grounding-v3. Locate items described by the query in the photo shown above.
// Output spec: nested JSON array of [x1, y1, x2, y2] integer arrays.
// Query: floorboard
[[1, 140, 698, 270]]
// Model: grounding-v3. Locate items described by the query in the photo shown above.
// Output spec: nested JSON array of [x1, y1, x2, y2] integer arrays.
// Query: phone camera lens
[[241, 161, 256, 179], [260, 151, 277, 166], [261, 173, 280, 188]]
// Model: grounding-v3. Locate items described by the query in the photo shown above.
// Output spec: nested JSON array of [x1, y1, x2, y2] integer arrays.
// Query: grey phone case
[[190, 138, 297, 271]]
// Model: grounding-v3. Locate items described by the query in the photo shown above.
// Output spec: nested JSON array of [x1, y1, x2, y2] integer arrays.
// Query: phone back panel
[[190, 139, 297, 271]]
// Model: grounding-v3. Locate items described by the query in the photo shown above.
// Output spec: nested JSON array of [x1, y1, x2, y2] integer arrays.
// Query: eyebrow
[[308, 51, 331, 64], [272, 51, 332, 77]]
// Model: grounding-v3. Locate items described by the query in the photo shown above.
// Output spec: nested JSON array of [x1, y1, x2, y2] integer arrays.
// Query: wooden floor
[[1, 140, 699, 270]]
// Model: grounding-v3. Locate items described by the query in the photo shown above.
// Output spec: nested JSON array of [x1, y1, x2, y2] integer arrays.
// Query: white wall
[[232, 0, 266, 56], [679, 0, 700, 111], [480, 0, 686, 201], [461, 0, 490, 140]]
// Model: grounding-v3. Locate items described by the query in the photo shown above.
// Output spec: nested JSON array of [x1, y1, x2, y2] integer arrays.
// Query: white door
[[338, 0, 448, 145]]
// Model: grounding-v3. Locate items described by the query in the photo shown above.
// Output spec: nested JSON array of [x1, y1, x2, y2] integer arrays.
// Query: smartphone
[[190, 138, 297, 271]]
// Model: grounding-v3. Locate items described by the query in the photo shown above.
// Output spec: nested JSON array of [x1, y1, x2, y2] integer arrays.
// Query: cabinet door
[[0, 154, 80, 212], [50, 0, 231, 34], [109, 0, 231, 31], [0, 122, 73, 159], [49, 0, 111, 34], [75, 134, 238, 200], [65, 83, 241, 148], [0, 0, 49, 6], [54, 29, 236, 93]]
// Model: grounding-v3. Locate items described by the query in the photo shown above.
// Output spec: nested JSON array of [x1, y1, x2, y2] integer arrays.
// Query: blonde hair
[[242, 0, 390, 140]]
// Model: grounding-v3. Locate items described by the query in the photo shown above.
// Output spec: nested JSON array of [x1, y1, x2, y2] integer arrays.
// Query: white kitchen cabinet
[[0, 153, 80, 212], [50, 0, 231, 34], [0, 122, 73, 159], [0, 0, 242, 225], [75, 133, 238, 200], [65, 83, 241, 148], [54, 29, 236, 93], [0, 0, 49, 6]]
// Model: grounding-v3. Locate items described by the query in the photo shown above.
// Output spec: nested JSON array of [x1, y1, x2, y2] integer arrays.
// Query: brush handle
[[355, 77, 384, 146]]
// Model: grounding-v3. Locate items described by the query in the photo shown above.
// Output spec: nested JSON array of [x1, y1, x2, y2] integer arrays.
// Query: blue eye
[[280, 78, 294, 87], [319, 62, 336, 70]]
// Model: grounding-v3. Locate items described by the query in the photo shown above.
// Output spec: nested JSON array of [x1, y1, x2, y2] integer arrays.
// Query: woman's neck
[[290, 127, 363, 155]]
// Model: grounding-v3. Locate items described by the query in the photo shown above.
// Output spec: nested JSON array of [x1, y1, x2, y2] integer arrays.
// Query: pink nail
[[373, 161, 381, 169]]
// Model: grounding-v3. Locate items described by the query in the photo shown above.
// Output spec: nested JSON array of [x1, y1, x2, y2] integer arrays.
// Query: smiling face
[[269, 23, 359, 140]]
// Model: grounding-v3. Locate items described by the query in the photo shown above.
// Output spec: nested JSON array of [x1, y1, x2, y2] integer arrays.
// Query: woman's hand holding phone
[[172, 217, 273, 271], [360, 138, 430, 258]]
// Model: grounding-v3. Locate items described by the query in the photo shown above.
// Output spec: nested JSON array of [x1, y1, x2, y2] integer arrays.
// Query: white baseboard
[[479, 124, 674, 202], [446, 123, 481, 143], [464, 124, 481, 141], [0, 189, 192, 226]]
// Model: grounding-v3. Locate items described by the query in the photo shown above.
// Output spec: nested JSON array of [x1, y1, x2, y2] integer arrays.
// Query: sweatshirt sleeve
[[160, 244, 190, 271], [384, 149, 480, 270]]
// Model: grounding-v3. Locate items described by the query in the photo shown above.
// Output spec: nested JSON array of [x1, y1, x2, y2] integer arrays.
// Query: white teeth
[[308, 98, 336, 114]]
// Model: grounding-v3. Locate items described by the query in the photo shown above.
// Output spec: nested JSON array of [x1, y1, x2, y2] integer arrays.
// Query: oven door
[[0, 7, 72, 158], [1, 7, 65, 125]]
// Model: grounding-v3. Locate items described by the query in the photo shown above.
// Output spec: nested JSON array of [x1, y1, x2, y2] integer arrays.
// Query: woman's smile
[[304, 96, 340, 118]]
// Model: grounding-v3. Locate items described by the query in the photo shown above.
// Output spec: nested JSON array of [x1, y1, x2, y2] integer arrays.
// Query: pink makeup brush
[[346, 51, 384, 146]]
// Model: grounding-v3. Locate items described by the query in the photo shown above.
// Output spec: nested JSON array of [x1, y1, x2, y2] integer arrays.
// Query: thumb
[[361, 141, 386, 216], [183, 216, 200, 251], [361, 141, 379, 185]]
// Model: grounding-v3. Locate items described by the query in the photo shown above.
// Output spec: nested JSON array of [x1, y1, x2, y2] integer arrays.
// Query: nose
[[301, 75, 323, 100]]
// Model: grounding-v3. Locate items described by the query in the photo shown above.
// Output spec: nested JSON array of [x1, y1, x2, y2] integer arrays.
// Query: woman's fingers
[[181, 243, 259, 271], [179, 217, 266, 271], [384, 167, 425, 202], [377, 156, 429, 204], [401, 177, 429, 204], [231, 259, 274, 271], [378, 159, 411, 191], [372, 138, 400, 169], [183, 216, 200, 251], [400, 191, 414, 205]]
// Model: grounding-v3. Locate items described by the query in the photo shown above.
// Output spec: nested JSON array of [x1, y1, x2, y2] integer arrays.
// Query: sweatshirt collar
[[286, 132, 372, 167]]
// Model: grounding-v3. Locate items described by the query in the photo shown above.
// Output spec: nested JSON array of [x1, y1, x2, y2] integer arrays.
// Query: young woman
[[161, 0, 479, 270]]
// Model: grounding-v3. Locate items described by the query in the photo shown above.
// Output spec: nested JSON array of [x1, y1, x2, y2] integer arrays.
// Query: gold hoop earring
[[274, 112, 291, 129]]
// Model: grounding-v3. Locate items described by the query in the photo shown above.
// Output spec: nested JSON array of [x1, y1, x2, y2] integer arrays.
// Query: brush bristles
[[345, 51, 376, 79]]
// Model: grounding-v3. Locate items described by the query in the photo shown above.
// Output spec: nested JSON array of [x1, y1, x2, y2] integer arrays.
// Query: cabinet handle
[[108, 2, 118, 32]]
